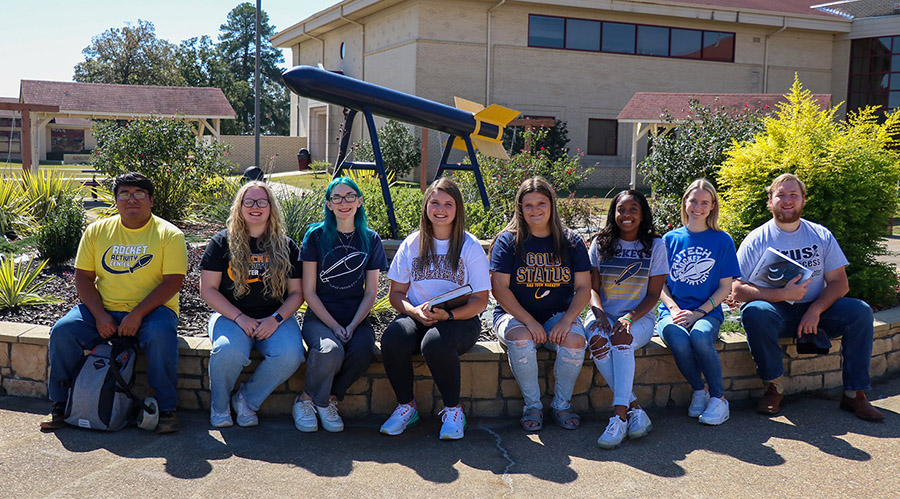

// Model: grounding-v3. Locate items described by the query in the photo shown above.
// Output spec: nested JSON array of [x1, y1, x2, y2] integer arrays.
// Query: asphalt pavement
[[2, 373, 900, 498]]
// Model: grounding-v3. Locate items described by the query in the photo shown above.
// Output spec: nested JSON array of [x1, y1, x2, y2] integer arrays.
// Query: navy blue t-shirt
[[300, 226, 388, 326], [490, 230, 591, 325]]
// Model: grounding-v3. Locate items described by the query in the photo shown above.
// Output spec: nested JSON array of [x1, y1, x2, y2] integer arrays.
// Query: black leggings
[[380, 314, 481, 408]]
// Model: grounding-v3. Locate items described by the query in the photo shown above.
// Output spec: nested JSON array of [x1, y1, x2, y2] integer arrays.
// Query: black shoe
[[156, 411, 179, 434], [40, 402, 66, 431]]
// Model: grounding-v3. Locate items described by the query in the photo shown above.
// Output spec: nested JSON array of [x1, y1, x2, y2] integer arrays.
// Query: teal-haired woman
[[292, 177, 388, 432]]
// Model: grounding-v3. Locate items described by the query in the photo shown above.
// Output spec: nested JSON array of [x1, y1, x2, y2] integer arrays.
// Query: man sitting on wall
[[733, 173, 883, 421], [41, 172, 188, 433]]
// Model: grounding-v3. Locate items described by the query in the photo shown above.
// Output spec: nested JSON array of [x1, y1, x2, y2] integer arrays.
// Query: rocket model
[[281, 65, 519, 159]]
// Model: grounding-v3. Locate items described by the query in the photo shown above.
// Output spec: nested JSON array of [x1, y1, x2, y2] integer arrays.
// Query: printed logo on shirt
[[319, 247, 367, 290], [516, 252, 572, 299], [411, 255, 466, 285], [101, 245, 154, 274], [670, 246, 715, 286], [777, 244, 822, 276], [227, 253, 269, 283]]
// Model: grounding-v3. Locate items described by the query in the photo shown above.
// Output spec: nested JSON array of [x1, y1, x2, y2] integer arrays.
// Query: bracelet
[[694, 309, 707, 317], [234, 312, 244, 321], [708, 297, 717, 308], [621, 316, 633, 324]]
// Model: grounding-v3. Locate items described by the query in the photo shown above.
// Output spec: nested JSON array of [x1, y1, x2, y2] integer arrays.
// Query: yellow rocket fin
[[476, 104, 520, 128], [471, 137, 510, 160], [454, 96, 484, 114]]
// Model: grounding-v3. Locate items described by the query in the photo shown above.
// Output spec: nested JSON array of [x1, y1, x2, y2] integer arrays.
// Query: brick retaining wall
[[3, 307, 900, 418]]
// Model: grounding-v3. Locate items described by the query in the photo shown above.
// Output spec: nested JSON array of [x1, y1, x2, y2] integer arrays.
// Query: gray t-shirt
[[589, 237, 668, 319], [736, 218, 848, 303]]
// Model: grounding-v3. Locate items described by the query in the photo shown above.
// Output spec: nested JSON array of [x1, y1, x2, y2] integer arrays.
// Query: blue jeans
[[48, 304, 179, 411], [585, 311, 654, 407], [657, 315, 724, 398], [495, 312, 586, 413], [740, 298, 873, 391], [208, 313, 304, 413], [301, 311, 376, 407]]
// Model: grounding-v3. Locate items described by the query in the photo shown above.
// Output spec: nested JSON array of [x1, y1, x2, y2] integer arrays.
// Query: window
[[637, 25, 668, 56], [566, 19, 601, 51], [529, 15, 564, 48], [848, 35, 900, 113], [702, 31, 734, 61], [602, 22, 635, 54], [527, 15, 734, 62], [587, 119, 617, 156]]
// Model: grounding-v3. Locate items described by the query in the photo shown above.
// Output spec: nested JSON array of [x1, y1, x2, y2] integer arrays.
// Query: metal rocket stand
[[333, 108, 492, 240], [434, 135, 491, 211]]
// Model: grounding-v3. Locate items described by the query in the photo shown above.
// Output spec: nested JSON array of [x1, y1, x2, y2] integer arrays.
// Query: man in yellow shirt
[[41, 172, 188, 433]]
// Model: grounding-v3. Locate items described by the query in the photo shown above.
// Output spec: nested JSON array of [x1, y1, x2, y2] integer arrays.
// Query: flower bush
[[92, 118, 234, 222], [639, 98, 766, 232]]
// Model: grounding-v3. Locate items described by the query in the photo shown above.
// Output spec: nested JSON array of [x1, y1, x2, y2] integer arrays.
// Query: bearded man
[[732, 173, 883, 421]]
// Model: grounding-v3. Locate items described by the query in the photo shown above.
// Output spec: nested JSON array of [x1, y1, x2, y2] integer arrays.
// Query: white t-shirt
[[589, 237, 669, 319], [387, 230, 491, 307], [736, 218, 848, 303]]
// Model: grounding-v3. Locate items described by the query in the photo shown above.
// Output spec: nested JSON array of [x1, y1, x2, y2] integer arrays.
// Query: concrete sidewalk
[[2, 374, 899, 498]]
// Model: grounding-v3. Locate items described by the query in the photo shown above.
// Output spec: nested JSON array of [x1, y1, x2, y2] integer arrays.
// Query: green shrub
[[353, 119, 421, 179], [191, 175, 243, 225], [0, 254, 61, 309], [0, 178, 35, 239], [35, 196, 85, 265], [719, 78, 900, 307], [92, 118, 234, 222], [464, 202, 509, 240], [350, 172, 424, 240], [21, 170, 76, 224], [280, 191, 325, 246], [502, 119, 571, 162], [638, 98, 766, 232]]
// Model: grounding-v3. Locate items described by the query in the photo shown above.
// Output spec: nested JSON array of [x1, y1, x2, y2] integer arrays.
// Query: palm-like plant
[[0, 178, 36, 238], [0, 253, 62, 309], [21, 169, 76, 223]]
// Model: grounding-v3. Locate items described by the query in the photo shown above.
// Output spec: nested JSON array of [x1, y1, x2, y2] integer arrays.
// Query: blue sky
[[1, 0, 336, 97]]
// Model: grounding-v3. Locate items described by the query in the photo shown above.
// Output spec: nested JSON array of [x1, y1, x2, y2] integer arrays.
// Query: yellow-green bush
[[719, 78, 900, 307]]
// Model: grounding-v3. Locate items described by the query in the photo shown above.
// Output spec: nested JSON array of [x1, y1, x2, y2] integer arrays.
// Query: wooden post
[[20, 110, 30, 174]]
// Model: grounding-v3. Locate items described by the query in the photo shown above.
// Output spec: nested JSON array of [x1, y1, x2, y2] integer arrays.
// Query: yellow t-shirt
[[75, 215, 188, 315]]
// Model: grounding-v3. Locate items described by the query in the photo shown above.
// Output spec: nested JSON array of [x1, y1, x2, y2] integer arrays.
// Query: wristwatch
[[271, 312, 284, 324], [446, 309, 455, 321]]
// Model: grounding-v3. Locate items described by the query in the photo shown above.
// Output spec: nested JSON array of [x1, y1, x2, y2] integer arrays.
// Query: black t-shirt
[[200, 229, 303, 318], [300, 226, 388, 326], [490, 230, 591, 324]]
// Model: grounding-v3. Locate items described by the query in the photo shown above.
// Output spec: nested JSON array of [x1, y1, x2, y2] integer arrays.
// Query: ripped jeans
[[585, 311, 654, 407], [495, 312, 586, 414]]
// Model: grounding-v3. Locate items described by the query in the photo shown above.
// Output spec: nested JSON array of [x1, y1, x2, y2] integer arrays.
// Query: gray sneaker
[[688, 390, 710, 418], [210, 408, 233, 428], [292, 398, 318, 432], [317, 400, 344, 433], [626, 407, 652, 439], [231, 391, 258, 427], [597, 416, 627, 449], [699, 398, 730, 426]]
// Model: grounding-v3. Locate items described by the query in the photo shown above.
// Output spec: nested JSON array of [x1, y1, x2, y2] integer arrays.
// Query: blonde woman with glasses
[[200, 181, 305, 428]]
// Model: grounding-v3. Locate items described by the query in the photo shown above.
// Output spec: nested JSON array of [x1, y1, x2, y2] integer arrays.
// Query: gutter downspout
[[339, 6, 365, 80], [486, 0, 506, 104], [763, 17, 788, 93], [300, 25, 326, 65]]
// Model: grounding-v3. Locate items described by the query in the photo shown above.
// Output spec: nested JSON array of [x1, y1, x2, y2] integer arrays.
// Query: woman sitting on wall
[[200, 181, 305, 428], [292, 177, 388, 433]]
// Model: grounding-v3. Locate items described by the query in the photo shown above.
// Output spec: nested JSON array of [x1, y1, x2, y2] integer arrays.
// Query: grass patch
[[274, 171, 332, 191], [0, 235, 37, 254]]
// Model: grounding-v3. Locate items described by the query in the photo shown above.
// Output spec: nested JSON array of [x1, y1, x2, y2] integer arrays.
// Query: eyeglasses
[[242, 198, 270, 208], [116, 191, 149, 201], [328, 193, 359, 204]]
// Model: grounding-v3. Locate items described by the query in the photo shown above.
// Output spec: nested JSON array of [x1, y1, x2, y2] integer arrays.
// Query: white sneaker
[[292, 397, 318, 432], [699, 398, 730, 426], [317, 400, 344, 433], [689, 390, 710, 418], [210, 407, 233, 428], [626, 407, 652, 439], [438, 406, 466, 440], [597, 416, 627, 449], [231, 390, 258, 427], [380, 403, 420, 436]]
